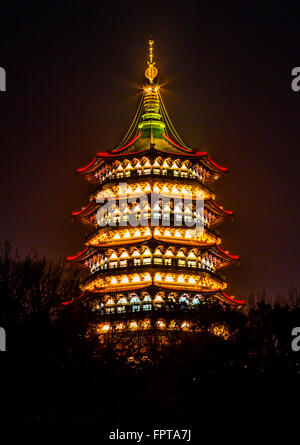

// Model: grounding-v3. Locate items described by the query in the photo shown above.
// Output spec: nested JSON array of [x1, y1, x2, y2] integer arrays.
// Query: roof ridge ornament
[[145, 40, 158, 84]]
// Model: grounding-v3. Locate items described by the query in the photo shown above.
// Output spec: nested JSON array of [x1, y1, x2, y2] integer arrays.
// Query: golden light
[[106, 298, 115, 306], [154, 295, 164, 302], [129, 321, 138, 330], [181, 322, 190, 331], [118, 297, 127, 304], [157, 320, 165, 329]]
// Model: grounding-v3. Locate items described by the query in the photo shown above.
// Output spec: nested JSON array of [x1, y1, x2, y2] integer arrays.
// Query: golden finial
[[145, 39, 158, 84], [149, 39, 154, 63]]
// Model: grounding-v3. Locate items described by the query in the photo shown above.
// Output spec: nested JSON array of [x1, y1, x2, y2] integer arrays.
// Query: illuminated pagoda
[[67, 41, 243, 345]]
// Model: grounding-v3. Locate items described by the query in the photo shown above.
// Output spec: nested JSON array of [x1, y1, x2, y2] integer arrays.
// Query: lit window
[[105, 307, 114, 314], [117, 306, 126, 313], [153, 168, 160, 174], [165, 258, 172, 266], [132, 304, 140, 312], [130, 296, 140, 304], [143, 257, 151, 265], [179, 296, 189, 304], [154, 257, 162, 264], [188, 260, 196, 268], [143, 304, 152, 311], [120, 260, 127, 267], [144, 168, 151, 175], [178, 259, 185, 267], [134, 258, 141, 266]]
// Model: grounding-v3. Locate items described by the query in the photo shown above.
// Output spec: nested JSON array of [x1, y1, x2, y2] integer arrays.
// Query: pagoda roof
[[76, 133, 228, 177], [61, 287, 243, 307]]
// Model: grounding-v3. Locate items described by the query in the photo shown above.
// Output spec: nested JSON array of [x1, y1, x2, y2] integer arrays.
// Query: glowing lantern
[[129, 321, 138, 330]]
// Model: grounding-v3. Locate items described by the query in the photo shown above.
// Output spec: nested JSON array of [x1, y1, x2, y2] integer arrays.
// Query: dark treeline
[[0, 242, 299, 425]]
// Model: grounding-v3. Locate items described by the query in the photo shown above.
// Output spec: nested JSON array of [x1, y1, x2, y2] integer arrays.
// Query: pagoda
[[67, 41, 244, 342]]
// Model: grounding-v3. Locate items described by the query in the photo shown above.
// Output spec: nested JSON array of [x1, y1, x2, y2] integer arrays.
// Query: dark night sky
[[0, 1, 299, 299]]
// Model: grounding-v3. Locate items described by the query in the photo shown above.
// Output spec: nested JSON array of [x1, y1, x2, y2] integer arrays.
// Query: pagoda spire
[[138, 40, 164, 138], [145, 40, 158, 84]]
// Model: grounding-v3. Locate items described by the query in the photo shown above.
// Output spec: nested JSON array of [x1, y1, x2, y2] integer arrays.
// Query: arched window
[[130, 295, 141, 304], [179, 296, 189, 305]]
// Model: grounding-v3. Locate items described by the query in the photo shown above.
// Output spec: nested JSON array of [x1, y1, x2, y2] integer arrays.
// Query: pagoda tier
[[72, 195, 232, 228], [77, 144, 227, 185], [66, 40, 243, 329]]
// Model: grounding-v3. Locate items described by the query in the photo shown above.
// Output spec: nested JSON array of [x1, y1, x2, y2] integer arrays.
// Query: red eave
[[66, 247, 89, 262], [62, 291, 85, 306], [216, 246, 239, 260], [221, 291, 244, 305], [110, 133, 142, 153], [212, 201, 233, 215], [206, 155, 228, 172], [162, 133, 194, 153], [72, 201, 93, 216], [76, 133, 142, 173], [77, 157, 98, 173], [162, 134, 228, 173]]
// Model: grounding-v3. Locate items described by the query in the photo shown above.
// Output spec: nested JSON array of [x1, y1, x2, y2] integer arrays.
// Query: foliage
[[0, 243, 299, 424]]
